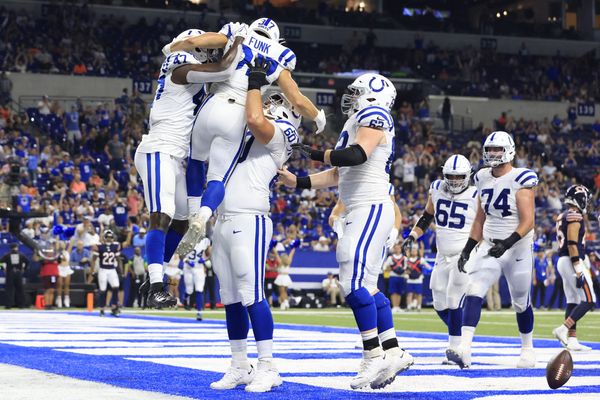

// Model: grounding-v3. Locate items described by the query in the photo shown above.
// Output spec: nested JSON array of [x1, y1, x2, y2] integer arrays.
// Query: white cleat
[[176, 212, 209, 257], [552, 324, 569, 347], [245, 360, 282, 392], [516, 347, 536, 368], [567, 337, 592, 352], [354, 337, 363, 350], [371, 349, 414, 389], [350, 354, 388, 390], [445, 346, 471, 369], [210, 364, 255, 390]]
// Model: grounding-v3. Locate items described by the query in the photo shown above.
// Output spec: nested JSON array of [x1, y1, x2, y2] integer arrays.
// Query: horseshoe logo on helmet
[[368, 77, 387, 92]]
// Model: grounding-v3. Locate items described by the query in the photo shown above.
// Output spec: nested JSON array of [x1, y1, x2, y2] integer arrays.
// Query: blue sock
[[247, 300, 274, 341], [145, 229, 165, 265], [99, 291, 107, 308], [225, 302, 249, 340], [448, 307, 462, 336], [195, 292, 204, 311], [436, 309, 449, 327], [186, 159, 206, 196], [346, 287, 377, 332], [200, 180, 225, 212], [516, 305, 534, 334], [463, 296, 483, 327], [373, 292, 394, 333], [163, 228, 183, 263]]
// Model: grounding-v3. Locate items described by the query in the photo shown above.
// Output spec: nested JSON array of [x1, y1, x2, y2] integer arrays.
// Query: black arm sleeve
[[329, 144, 368, 167], [415, 211, 434, 232]]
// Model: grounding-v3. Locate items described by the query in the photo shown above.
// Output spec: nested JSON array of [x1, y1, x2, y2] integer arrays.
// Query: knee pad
[[373, 291, 390, 309], [339, 278, 353, 298], [346, 286, 375, 309], [512, 298, 529, 313], [432, 290, 448, 311]]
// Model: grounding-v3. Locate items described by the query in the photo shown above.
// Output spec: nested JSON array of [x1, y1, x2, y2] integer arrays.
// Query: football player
[[134, 30, 244, 308], [208, 59, 301, 392], [447, 131, 538, 369], [552, 184, 595, 351], [183, 237, 211, 321], [278, 73, 413, 390], [403, 154, 477, 360], [93, 230, 121, 317], [165, 18, 326, 256]]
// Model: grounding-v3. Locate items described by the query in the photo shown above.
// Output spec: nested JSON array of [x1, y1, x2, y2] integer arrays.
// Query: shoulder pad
[[429, 179, 442, 192], [218, 22, 237, 39], [276, 47, 296, 71], [470, 186, 478, 198], [514, 168, 538, 188], [160, 52, 199, 75], [355, 106, 393, 131]]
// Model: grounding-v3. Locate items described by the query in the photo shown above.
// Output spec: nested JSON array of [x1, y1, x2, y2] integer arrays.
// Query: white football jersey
[[185, 237, 211, 267], [429, 180, 478, 255], [219, 119, 299, 214], [137, 51, 207, 159], [337, 106, 395, 208], [474, 167, 538, 241], [211, 23, 296, 103]]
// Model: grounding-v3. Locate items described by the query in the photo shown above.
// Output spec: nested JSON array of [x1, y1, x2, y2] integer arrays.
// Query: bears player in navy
[[93, 230, 122, 317], [552, 185, 595, 352]]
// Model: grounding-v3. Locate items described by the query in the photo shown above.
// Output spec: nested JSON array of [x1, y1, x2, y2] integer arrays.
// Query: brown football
[[546, 349, 573, 389]]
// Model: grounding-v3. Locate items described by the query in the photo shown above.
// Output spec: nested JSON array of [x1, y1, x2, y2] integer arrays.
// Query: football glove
[[401, 235, 415, 256]]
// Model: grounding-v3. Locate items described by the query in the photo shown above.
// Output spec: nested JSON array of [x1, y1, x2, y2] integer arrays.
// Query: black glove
[[291, 143, 325, 162], [401, 235, 415, 256], [247, 55, 271, 91], [576, 273, 585, 288], [457, 252, 469, 273], [488, 239, 509, 258]]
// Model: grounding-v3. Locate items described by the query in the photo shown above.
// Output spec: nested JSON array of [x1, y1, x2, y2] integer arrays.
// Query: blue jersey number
[[435, 200, 468, 229], [480, 188, 512, 217]]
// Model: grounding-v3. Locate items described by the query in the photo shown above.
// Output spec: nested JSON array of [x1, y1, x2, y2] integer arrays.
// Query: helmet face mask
[[442, 154, 471, 193], [564, 184, 591, 213], [264, 92, 301, 129], [482, 131, 515, 167], [103, 230, 115, 242], [340, 73, 396, 117], [444, 174, 469, 193]]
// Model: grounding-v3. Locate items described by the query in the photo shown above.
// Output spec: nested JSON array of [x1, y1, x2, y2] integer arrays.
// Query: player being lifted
[[447, 131, 538, 369], [134, 29, 244, 308], [165, 18, 327, 256], [552, 185, 595, 351], [279, 73, 413, 390], [403, 154, 477, 361], [208, 59, 301, 392], [93, 230, 121, 317]]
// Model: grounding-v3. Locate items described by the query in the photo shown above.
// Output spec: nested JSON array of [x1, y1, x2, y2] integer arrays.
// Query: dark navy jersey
[[556, 209, 585, 259], [98, 243, 120, 269]]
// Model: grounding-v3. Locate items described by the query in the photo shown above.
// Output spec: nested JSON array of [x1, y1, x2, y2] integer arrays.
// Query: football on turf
[[546, 349, 573, 389]]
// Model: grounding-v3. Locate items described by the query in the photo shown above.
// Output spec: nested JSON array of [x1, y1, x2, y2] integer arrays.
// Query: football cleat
[[371, 349, 414, 389], [196, 311, 203, 321], [245, 360, 282, 392], [566, 337, 592, 352], [176, 211, 209, 257], [111, 307, 121, 317], [517, 347, 536, 368], [446, 346, 471, 369], [147, 290, 178, 309], [210, 364, 255, 390], [350, 354, 388, 390], [552, 325, 569, 347], [99, 309, 105, 317]]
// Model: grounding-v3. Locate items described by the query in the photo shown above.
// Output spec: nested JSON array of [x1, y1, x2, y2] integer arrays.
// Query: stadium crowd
[[0, 5, 598, 102]]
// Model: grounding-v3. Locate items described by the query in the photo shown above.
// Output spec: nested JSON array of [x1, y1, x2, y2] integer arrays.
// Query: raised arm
[[403, 194, 435, 254], [168, 32, 229, 54], [277, 70, 325, 132]]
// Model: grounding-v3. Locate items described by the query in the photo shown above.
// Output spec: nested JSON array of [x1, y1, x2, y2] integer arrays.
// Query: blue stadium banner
[[133, 80, 153, 94], [316, 92, 335, 106], [577, 102, 595, 117], [284, 26, 302, 40], [480, 37, 497, 50]]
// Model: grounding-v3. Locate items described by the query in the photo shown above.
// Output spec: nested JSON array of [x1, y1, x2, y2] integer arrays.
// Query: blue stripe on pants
[[358, 204, 383, 288], [351, 205, 375, 292], [146, 153, 153, 212], [222, 127, 247, 184], [260, 216, 266, 301], [154, 153, 161, 212], [254, 215, 260, 303]]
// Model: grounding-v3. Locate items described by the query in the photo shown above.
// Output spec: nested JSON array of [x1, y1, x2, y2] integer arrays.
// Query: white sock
[[378, 327, 396, 344], [461, 326, 475, 348], [148, 263, 163, 284], [449, 335, 461, 349], [520, 332, 533, 349], [64, 295, 70, 307], [256, 339, 273, 362], [188, 196, 202, 215], [230, 339, 249, 367], [199, 206, 212, 220]]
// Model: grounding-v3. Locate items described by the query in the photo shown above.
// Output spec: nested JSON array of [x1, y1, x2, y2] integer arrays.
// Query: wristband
[[570, 256, 581, 265], [296, 176, 312, 189], [503, 232, 522, 249], [463, 237, 478, 255], [309, 149, 325, 163]]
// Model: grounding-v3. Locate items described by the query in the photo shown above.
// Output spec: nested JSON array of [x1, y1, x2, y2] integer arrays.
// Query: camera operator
[[0, 243, 28, 308]]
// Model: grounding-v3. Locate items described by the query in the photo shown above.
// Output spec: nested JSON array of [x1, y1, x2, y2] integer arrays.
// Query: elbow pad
[[415, 211, 434, 232], [329, 144, 367, 167]]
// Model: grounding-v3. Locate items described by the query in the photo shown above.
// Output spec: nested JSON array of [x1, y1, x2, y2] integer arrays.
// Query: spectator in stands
[[64, 105, 81, 151], [321, 272, 343, 307], [438, 97, 453, 132], [0, 71, 12, 106], [127, 246, 147, 308], [405, 244, 430, 311], [37, 95, 51, 115], [588, 252, 600, 306], [265, 248, 280, 307], [38, 246, 59, 309], [105, 134, 125, 170], [312, 236, 331, 252], [0, 243, 28, 309], [383, 243, 406, 313], [70, 240, 91, 280]]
